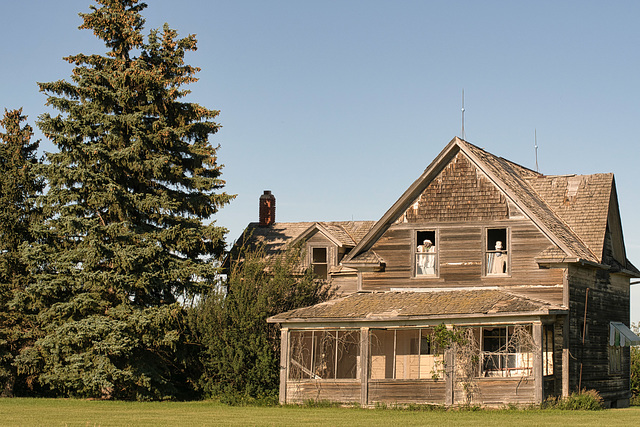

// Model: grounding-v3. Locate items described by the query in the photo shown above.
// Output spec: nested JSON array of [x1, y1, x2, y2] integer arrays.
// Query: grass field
[[1, 399, 639, 427]]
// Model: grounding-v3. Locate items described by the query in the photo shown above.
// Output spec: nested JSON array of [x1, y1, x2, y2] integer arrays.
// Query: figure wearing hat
[[417, 239, 436, 275]]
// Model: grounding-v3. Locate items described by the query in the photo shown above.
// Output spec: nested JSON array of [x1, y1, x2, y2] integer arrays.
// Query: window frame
[[288, 329, 361, 381], [413, 229, 439, 278], [609, 326, 624, 375], [483, 227, 511, 277], [309, 245, 330, 280], [479, 325, 533, 378]]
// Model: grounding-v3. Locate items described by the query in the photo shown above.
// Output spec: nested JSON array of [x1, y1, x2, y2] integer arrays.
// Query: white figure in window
[[417, 239, 436, 275], [488, 240, 507, 274]]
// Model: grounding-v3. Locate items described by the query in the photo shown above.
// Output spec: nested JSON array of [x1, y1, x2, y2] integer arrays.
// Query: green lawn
[[1, 399, 639, 427]]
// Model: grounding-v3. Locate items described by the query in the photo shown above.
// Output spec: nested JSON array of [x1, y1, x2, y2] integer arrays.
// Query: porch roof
[[268, 289, 564, 323]]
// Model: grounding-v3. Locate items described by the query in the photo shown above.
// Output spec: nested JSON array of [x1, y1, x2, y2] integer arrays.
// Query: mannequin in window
[[417, 239, 436, 275], [487, 240, 507, 274]]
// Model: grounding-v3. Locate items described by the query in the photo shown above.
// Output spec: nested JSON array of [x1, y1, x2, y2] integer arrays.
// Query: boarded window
[[395, 330, 420, 379], [609, 346, 622, 374], [370, 329, 395, 379], [370, 328, 443, 380], [420, 329, 444, 379]]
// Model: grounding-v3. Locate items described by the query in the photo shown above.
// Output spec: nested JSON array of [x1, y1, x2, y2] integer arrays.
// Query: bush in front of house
[[542, 389, 604, 410]]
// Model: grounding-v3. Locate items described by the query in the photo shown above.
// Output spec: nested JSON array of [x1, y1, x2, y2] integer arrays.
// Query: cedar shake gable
[[343, 137, 615, 267]]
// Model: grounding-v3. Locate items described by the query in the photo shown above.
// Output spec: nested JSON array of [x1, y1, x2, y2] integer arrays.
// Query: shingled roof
[[460, 141, 599, 262], [525, 173, 613, 263], [268, 289, 564, 323], [229, 221, 376, 257], [234, 138, 632, 276], [343, 137, 622, 266]]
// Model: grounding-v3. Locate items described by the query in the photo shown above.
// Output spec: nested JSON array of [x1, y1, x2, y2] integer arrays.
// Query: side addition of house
[[257, 137, 639, 407]]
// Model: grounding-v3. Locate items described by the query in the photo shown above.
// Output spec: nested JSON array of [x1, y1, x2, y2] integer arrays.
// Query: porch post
[[360, 327, 369, 407], [444, 348, 454, 405], [562, 315, 570, 398], [562, 270, 570, 398], [279, 327, 289, 405], [533, 322, 543, 404]]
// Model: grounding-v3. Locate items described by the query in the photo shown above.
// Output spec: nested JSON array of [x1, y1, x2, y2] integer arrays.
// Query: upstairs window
[[415, 230, 437, 277], [485, 228, 509, 275], [312, 247, 328, 280]]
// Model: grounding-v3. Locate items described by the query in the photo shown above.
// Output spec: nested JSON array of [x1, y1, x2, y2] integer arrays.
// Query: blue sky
[[2, 1, 640, 323]]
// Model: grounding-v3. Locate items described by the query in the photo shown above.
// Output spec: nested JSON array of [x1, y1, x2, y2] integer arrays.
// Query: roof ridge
[[457, 138, 541, 177], [337, 223, 358, 246]]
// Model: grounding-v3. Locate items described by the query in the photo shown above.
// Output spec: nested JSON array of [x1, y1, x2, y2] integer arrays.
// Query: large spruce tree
[[19, 0, 232, 400], [0, 109, 44, 396]]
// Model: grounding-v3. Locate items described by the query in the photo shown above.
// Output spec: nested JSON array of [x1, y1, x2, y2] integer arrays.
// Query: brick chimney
[[259, 190, 276, 226]]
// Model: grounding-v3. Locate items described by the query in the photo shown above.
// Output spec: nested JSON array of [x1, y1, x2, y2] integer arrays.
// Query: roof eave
[[268, 308, 568, 325], [535, 256, 580, 267], [340, 261, 384, 271], [578, 258, 611, 270]]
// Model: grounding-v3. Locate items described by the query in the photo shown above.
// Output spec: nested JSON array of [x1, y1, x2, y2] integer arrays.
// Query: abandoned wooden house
[[238, 137, 640, 407]]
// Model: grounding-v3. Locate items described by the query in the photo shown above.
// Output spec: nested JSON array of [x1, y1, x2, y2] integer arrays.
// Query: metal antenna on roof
[[461, 89, 465, 140], [535, 129, 539, 172]]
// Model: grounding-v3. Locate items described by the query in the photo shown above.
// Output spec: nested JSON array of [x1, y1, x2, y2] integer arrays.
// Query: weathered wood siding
[[361, 221, 563, 296], [470, 378, 535, 405], [367, 378, 534, 406], [359, 150, 563, 297], [368, 380, 447, 405], [307, 232, 360, 294], [286, 381, 361, 403], [567, 264, 630, 404], [306, 232, 336, 266], [332, 273, 359, 295]]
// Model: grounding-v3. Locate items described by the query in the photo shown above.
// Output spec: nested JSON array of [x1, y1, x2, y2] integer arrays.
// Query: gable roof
[[268, 289, 565, 324], [343, 137, 626, 268], [229, 220, 376, 258]]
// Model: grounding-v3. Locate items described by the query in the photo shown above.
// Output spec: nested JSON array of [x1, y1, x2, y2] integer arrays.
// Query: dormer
[[290, 223, 353, 280]]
